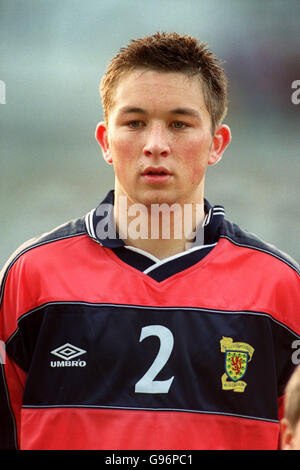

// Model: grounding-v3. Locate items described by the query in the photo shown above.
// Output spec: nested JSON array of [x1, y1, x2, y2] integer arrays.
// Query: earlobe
[[208, 124, 231, 166], [95, 122, 113, 164]]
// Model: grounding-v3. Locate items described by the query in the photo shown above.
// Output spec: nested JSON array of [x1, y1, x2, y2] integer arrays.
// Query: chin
[[138, 191, 180, 208]]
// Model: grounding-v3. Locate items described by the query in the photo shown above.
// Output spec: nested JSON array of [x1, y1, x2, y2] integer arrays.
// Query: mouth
[[141, 167, 172, 184]]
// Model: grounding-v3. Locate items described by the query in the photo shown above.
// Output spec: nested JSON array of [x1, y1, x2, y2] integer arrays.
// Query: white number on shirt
[[135, 325, 175, 394]]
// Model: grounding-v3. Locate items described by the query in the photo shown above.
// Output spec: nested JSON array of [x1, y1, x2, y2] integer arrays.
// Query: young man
[[0, 32, 299, 450], [280, 364, 300, 449]]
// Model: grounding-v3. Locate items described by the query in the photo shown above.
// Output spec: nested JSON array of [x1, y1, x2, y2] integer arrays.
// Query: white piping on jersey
[[21, 403, 279, 424], [8, 300, 300, 345], [220, 235, 300, 275], [125, 243, 218, 274], [203, 209, 212, 226], [212, 211, 225, 216], [123, 245, 160, 263], [85, 209, 97, 241], [203, 207, 224, 227]]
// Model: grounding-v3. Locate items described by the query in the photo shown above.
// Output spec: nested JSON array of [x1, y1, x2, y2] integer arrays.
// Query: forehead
[[109, 69, 207, 114]]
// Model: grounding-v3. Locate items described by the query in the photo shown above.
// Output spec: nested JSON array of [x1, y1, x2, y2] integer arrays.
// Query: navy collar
[[85, 190, 225, 249]]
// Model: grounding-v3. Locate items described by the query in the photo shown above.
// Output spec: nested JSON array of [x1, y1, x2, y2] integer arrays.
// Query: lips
[[141, 167, 171, 176], [141, 167, 172, 184]]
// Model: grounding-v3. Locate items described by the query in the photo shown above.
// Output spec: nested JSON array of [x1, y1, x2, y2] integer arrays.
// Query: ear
[[208, 124, 231, 166], [95, 121, 113, 164], [280, 418, 294, 450]]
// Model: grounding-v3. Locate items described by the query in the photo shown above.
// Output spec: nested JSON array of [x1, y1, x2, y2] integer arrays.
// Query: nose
[[143, 123, 170, 158]]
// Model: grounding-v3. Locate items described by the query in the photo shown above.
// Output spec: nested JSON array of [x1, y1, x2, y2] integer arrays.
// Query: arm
[[0, 253, 28, 450], [0, 352, 26, 449]]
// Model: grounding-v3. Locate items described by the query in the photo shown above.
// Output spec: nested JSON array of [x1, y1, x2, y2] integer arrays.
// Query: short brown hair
[[284, 365, 300, 429], [100, 32, 228, 134]]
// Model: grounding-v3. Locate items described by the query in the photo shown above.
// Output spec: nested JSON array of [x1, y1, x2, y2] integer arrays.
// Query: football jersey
[[0, 190, 299, 450]]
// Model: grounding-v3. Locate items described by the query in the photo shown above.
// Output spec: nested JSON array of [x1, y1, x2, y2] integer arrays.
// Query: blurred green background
[[1, 0, 299, 267]]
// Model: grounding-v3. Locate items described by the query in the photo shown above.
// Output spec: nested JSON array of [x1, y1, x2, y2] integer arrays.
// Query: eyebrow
[[118, 106, 201, 119], [118, 106, 147, 115], [170, 107, 201, 119]]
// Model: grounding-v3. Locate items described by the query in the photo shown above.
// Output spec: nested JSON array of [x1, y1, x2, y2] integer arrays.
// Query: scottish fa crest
[[220, 337, 254, 392]]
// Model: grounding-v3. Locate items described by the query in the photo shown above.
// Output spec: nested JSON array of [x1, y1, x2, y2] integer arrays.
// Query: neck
[[114, 194, 205, 259]]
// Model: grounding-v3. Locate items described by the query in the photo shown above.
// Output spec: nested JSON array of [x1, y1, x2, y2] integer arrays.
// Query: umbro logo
[[50, 343, 87, 367], [51, 343, 86, 360]]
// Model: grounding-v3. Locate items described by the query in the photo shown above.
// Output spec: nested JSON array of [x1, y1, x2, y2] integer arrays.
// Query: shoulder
[[0, 216, 88, 291], [221, 218, 300, 276], [218, 218, 300, 337]]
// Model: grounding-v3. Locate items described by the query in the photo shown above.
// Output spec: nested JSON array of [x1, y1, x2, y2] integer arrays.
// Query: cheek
[[182, 144, 208, 184], [190, 165, 206, 186], [110, 138, 135, 167]]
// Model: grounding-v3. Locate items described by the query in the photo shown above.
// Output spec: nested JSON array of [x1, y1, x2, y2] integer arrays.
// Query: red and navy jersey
[[0, 190, 299, 450]]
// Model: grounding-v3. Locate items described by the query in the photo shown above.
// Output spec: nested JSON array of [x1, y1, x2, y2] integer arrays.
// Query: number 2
[[135, 325, 175, 394]]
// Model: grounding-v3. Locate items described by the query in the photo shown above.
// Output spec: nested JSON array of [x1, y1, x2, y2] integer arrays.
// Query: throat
[[114, 198, 205, 259]]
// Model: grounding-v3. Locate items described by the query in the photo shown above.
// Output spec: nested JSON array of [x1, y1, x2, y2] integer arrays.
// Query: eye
[[127, 120, 144, 128], [171, 121, 188, 129]]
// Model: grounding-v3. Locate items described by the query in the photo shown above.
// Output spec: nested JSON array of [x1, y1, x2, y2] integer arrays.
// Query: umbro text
[[50, 360, 86, 367]]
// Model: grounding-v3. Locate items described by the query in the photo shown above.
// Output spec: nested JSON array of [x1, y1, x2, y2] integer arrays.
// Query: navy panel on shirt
[[7, 301, 297, 422], [142, 246, 215, 281]]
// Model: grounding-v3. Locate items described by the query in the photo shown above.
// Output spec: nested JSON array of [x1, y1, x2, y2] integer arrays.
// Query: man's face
[[97, 69, 230, 208]]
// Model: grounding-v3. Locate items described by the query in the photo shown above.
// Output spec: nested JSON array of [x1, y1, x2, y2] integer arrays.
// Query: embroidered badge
[[220, 337, 254, 392]]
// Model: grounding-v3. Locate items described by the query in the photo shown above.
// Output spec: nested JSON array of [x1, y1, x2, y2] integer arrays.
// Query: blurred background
[[0, 0, 299, 267]]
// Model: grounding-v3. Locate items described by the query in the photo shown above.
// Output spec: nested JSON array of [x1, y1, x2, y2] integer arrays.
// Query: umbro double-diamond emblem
[[50, 343, 87, 367]]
